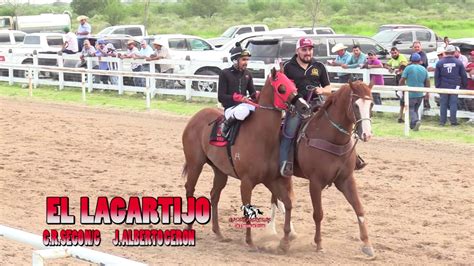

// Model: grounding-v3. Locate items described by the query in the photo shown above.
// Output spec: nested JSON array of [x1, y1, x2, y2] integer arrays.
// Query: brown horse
[[182, 68, 305, 249], [270, 81, 376, 257]]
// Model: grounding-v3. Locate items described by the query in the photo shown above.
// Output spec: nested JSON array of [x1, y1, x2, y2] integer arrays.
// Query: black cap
[[230, 42, 251, 62]]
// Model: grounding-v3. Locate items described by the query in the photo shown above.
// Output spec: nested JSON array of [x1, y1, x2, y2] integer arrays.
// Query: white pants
[[224, 103, 256, 120]]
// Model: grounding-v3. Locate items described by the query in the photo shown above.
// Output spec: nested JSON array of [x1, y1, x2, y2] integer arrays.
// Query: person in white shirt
[[62, 27, 78, 54]]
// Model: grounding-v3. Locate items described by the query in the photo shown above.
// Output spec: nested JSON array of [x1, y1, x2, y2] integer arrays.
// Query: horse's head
[[260, 68, 303, 111], [348, 81, 374, 142]]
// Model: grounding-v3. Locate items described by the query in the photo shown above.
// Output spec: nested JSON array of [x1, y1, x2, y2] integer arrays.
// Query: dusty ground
[[0, 97, 473, 265]]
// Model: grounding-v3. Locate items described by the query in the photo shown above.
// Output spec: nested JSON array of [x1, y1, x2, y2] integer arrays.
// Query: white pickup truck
[[1, 32, 64, 78]]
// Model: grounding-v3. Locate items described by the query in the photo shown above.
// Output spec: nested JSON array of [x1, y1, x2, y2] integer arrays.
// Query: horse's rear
[[182, 107, 222, 197]]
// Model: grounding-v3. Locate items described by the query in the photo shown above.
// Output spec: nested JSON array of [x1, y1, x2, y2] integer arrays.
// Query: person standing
[[384, 47, 408, 122], [435, 45, 468, 126], [399, 53, 430, 131], [328, 43, 351, 83], [76, 15, 91, 52], [366, 50, 384, 105], [119, 40, 142, 87]]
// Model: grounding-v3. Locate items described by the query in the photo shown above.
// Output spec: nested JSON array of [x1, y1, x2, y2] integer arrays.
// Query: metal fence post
[[57, 51, 64, 90], [8, 49, 13, 85], [32, 50, 38, 88], [86, 57, 93, 93], [117, 58, 124, 95]]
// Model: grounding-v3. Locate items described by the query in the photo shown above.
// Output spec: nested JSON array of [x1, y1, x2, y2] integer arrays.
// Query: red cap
[[296, 37, 314, 49]]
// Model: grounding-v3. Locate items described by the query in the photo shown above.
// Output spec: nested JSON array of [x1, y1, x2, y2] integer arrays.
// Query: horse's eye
[[278, 85, 286, 94]]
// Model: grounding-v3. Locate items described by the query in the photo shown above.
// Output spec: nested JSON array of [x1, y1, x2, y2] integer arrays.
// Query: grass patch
[[372, 112, 474, 144], [0, 82, 216, 116], [1, 82, 472, 143]]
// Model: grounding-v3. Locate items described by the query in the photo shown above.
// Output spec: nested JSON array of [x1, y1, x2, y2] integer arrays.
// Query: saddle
[[209, 116, 242, 147]]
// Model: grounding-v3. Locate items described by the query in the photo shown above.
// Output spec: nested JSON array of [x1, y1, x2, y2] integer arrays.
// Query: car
[[372, 28, 444, 54], [96, 25, 147, 38], [0, 30, 26, 52], [378, 24, 429, 32], [5, 32, 64, 78], [207, 24, 269, 48]]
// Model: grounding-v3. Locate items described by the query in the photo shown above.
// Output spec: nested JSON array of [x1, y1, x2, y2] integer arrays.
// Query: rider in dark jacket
[[218, 42, 256, 137]]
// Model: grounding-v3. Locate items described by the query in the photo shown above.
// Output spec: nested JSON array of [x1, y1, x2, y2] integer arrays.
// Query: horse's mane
[[314, 81, 371, 119]]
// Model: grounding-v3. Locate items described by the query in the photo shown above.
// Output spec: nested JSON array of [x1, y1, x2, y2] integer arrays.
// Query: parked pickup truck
[[373, 27, 444, 54], [207, 24, 269, 48], [3, 32, 64, 78]]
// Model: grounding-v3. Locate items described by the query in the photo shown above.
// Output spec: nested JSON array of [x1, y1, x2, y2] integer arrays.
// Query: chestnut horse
[[182, 68, 305, 249], [270, 81, 376, 257]]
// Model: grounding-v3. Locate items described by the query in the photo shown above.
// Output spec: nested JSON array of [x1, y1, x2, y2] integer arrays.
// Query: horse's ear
[[279, 62, 284, 73], [348, 80, 354, 90], [271, 67, 277, 80]]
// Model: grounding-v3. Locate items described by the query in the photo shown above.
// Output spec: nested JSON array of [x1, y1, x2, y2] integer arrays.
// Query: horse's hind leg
[[210, 166, 229, 241], [183, 151, 206, 229], [335, 175, 375, 258]]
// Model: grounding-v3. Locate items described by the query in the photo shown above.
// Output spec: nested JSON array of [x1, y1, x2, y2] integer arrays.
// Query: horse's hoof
[[361, 246, 376, 259], [311, 242, 324, 252], [215, 233, 232, 242], [247, 243, 260, 252], [278, 240, 290, 253], [289, 232, 298, 241]]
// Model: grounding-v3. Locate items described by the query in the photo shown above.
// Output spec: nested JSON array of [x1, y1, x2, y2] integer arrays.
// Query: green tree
[[184, 0, 229, 18], [102, 0, 125, 25], [71, 0, 106, 17]]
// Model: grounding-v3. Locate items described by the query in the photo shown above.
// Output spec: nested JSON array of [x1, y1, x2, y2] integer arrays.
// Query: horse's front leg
[[335, 175, 375, 258], [276, 177, 296, 253], [240, 177, 256, 248], [309, 179, 324, 251]]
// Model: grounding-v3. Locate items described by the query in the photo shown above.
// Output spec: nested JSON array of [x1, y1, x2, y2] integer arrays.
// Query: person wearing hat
[[454, 46, 468, 67], [120, 40, 143, 87], [328, 43, 351, 83], [435, 45, 468, 126], [278, 37, 334, 176], [217, 42, 256, 138], [399, 53, 430, 131], [103, 43, 119, 85], [146, 39, 172, 73], [94, 39, 111, 84], [428, 47, 445, 72], [62, 26, 78, 54], [76, 15, 91, 52]]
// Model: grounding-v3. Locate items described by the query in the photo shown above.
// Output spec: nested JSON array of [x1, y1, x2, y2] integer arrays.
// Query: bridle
[[323, 91, 373, 139]]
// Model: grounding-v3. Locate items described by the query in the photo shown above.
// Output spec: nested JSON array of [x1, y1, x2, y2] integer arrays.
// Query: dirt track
[[1, 97, 473, 265]]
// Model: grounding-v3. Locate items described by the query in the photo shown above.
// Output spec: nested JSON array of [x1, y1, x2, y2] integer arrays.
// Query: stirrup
[[355, 154, 367, 170], [280, 161, 293, 177]]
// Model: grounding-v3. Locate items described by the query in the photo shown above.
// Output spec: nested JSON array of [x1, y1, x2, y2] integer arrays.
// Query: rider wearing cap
[[218, 42, 257, 137], [279, 37, 332, 177], [279, 37, 367, 177]]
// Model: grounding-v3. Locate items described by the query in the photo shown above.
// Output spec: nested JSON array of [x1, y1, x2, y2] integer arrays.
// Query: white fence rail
[[0, 224, 147, 266], [1, 51, 473, 136]]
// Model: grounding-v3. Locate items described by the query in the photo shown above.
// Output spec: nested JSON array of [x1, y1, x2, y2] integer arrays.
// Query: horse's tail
[[181, 163, 188, 179]]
